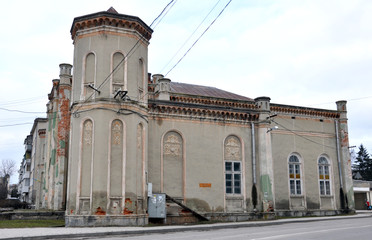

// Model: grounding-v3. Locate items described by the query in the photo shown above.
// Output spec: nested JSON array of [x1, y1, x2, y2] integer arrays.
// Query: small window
[[225, 161, 241, 194], [318, 156, 331, 195], [288, 155, 302, 195]]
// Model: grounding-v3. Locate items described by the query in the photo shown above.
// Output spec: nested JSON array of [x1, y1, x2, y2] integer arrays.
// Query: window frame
[[318, 156, 331, 196], [225, 161, 242, 195], [288, 155, 302, 196]]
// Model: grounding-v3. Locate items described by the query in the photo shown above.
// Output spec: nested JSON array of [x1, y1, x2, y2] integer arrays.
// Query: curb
[[3, 213, 372, 240]]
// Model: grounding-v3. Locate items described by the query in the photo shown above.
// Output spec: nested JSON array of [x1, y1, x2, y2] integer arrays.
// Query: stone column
[[255, 97, 275, 212]]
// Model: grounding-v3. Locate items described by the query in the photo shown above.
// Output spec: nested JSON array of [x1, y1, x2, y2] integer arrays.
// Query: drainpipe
[[251, 122, 257, 209], [251, 122, 256, 184], [335, 120, 345, 210]]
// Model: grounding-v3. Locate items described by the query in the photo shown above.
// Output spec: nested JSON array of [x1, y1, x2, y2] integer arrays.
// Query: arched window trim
[[111, 51, 127, 96], [138, 58, 146, 103], [318, 155, 331, 196], [77, 117, 94, 213], [81, 52, 97, 101], [288, 153, 302, 196], [224, 135, 243, 196], [106, 118, 126, 213], [160, 130, 186, 199]]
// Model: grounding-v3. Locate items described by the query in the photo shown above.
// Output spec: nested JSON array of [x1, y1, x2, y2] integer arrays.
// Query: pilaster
[[336, 100, 354, 210], [255, 97, 275, 212]]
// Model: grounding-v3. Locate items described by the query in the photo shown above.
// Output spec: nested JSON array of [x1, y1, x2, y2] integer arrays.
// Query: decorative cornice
[[271, 104, 339, 118], [71, 11, 153, 41], [169, 95, 257, 110], [148, 102, 259, 122]]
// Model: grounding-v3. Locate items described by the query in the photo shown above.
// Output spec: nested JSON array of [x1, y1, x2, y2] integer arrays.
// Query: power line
[[272, 120, 336, 149], [0, 122, 33, 128], [150, 0, 177, 29], [160, 0, 222, 73], [0, 107, 45, 114], [308, 95, 372, 107], [0, 96, 45, 107], [73, 0, 177, 115], [165, 0, 233, 76]]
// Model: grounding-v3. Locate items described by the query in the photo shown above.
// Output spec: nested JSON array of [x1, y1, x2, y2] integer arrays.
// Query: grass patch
[[0, 219, 65, 228]]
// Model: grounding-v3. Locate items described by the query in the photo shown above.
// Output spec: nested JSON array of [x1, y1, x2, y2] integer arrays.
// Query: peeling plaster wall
[[148, 117, 253, 212], [271, 115, 340, 211]]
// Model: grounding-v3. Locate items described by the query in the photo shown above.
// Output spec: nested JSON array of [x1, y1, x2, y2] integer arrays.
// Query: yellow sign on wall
[[199, 183, 212, 188]]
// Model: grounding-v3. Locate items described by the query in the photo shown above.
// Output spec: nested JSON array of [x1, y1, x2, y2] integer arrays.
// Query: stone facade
[[25, 8, 354, 226]]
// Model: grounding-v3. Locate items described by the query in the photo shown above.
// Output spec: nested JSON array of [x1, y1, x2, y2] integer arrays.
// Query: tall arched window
[[288, 155, 302, 195], [112, 52, 125, 94], [318, 156, 331, 195], [85, 53, 95, 84], [162, 131, 184, 198], [138, 59, 144, 101], [224, 135, 242, 195], [84, 53, 96, 98]]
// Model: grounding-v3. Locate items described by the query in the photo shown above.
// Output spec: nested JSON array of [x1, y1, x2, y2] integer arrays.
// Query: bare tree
[[0, 159, 16, 177]]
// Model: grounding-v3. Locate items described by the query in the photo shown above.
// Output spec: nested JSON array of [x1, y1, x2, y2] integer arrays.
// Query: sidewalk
[[1, 211, 372, 240]]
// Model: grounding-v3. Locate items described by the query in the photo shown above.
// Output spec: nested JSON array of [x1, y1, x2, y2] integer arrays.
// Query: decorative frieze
[[83, 120, 93, 145], [164, 133, 182, 157], [112, 120, 122, 145], [224, 135, 241, 160]]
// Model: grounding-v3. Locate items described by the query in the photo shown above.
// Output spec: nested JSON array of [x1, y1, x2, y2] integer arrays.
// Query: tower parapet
[[70, 9, 152, 42]]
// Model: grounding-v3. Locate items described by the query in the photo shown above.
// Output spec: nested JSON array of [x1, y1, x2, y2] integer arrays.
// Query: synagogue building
[[22, 8, 354, 226]]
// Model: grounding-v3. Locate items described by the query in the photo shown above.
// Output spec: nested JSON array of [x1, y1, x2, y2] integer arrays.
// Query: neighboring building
[[29, 118, 47, 208], [25, 8, 355, 226], [43, 66, 72, 210], [18, 135, 32, 202], [353, 180, 372, 210]]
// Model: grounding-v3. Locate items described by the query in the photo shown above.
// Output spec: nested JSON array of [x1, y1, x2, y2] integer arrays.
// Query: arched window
[[162, 131, 184, 198], [288, 155, 302, 195], [224, 135, 242, 195], [318, 156, 331, 195], [138, 59, 145, 101], [85, 53, 95, 84], [83, 53, 96, 98], [112, 52, 125, 94]]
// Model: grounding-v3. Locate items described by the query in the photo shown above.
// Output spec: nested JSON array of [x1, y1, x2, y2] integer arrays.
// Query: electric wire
[[271, 119, 336, 149], [150, 0, 177, 29], [72, 0, 177, 115], [0, 107, 45, 114], [0, 122, 34, 128], [0, 96, 45, 107], [308, 95, 372, 107], [159, 0, 222, 73], [165, 0, 233, 76]]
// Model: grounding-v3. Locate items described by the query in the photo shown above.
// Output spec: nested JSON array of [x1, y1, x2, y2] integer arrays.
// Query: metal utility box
[[148, 193, 166, 218]]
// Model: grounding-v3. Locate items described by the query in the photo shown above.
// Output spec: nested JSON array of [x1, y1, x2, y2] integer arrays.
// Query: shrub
[[0, 199, 30, 209]]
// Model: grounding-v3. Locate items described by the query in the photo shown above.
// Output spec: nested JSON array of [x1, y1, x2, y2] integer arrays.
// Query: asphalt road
[[82, 217, 372, 240]]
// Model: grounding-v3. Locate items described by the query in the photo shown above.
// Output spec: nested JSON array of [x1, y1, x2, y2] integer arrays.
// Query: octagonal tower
[[66, 7, 152, 226]]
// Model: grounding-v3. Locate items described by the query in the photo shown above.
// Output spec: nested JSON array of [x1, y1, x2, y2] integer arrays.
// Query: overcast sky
[[1, 0, 371, 183]]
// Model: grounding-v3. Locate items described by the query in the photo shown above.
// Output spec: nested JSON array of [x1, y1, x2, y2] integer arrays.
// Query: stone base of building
[[275, 209, 355, 218], [65, 214, 148, 227], [0, 210, 65, 221], [204, 211, 276, 222]]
